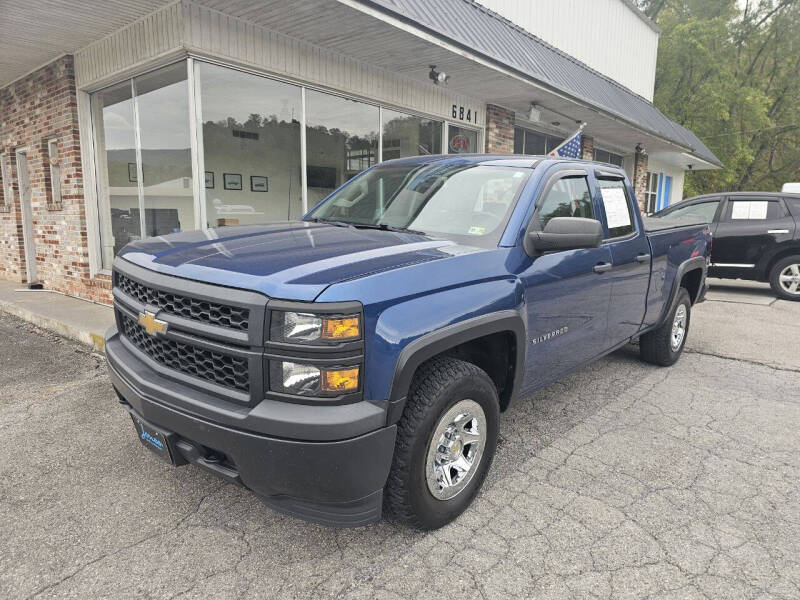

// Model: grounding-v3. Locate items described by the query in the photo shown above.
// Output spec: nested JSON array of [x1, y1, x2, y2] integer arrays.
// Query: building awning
[[344, 0, 721, 167]]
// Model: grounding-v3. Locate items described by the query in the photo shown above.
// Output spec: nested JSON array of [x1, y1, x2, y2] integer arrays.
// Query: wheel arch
[[764, 246, 800, 281], [386, 311, 526, 424], [653, 256, 707, 331]]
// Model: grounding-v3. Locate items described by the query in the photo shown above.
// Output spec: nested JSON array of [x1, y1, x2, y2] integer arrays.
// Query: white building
[[0, 0, 720, 303]]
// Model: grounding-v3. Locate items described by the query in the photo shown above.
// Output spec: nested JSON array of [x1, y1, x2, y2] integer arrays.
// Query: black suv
[[655, 192, 800, 300]]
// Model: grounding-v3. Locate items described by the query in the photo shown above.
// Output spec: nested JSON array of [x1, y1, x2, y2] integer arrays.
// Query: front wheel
[[384, 357, 499, 529], [640, 288, 691, 367], [769, 256, 800, 301]]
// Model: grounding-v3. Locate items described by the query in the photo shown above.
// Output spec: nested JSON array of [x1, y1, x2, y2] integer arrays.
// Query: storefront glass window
[[92, 80, 138, 267], [447, 125, 479, 154], [305, 90, 379, 208], [91, 59, 482, 267], [197, 62, 302, 226], [135, 63, 194, 238], [513, 127, 564, 156], [381, 109, 442, 160]]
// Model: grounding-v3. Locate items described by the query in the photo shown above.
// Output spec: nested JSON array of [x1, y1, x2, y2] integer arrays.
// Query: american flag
[[548, 125, 585, 158]]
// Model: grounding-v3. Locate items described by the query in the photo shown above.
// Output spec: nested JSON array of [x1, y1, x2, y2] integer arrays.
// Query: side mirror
[[526, 217, 603, 254]]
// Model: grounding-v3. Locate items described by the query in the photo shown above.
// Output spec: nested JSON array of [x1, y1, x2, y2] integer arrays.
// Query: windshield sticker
[[600, 187, 632, 229], [468, 226, 486, 235]]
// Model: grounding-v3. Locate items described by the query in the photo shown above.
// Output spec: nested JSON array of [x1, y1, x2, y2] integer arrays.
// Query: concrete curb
[[0, 295, 108, 353]]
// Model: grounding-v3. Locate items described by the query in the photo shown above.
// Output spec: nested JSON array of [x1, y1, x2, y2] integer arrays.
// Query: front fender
[[363, 278, 525, 425]]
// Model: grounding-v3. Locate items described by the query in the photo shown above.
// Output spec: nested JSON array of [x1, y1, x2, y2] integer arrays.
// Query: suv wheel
[[384, 357, 499, 529], [640, 288, 691, 366], [769, 256, 800, 301]]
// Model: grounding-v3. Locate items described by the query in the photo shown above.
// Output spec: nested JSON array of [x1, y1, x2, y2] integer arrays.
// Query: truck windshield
[[306, 163, 531, 247]]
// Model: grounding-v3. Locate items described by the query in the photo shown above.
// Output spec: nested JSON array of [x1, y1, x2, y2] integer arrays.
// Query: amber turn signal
[[321, 316, 360, 341], [321, 366, 360, 393]]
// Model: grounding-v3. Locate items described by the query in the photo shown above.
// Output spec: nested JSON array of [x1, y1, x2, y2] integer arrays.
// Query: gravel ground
[[1, 281, 798, 600]]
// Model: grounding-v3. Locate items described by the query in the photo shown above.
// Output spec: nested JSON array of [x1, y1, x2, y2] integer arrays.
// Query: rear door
[[595, 173, 651, 345], [519, 167, 614, 388], [711, 196, 795, 280]]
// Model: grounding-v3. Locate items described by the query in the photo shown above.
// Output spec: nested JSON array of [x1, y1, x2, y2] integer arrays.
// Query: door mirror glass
[[527, 217, 603, 254]]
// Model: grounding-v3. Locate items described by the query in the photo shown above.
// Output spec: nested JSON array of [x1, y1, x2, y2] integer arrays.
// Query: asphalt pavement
[[1, 280, 799, 599]]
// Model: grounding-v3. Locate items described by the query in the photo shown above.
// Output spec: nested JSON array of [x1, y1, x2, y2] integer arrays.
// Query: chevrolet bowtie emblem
[[138, 311, 168, 336]]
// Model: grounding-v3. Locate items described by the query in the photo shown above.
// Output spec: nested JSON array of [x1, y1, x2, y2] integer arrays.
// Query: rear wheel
[[640, 288, 691, 367], [769, 256, 800, 301], [384, 357, 499, 529]]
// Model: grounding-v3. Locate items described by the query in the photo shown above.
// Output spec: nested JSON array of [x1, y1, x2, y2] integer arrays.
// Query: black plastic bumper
[[107, 333, 396, 527]]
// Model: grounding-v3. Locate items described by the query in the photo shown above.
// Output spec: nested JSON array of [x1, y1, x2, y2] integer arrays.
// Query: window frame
[[595, 173, 637, 241], [528, 168, 593, 232], [659, 198, 722, 223], [719, 197, 785, 222]]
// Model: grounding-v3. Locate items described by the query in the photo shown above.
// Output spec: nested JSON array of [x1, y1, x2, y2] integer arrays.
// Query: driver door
[[518, 168, 614, 392]]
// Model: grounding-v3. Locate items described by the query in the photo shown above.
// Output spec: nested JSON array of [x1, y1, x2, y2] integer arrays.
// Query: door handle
[[767, 229, 789, 234], [593, 262, 613, 274], [635, 253, 651, 263]]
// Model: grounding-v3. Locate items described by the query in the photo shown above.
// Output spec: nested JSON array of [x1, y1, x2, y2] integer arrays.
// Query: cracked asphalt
[[1, 279, 799, 599]]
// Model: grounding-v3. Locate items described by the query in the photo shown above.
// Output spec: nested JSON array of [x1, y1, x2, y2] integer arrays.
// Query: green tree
[[638, 0, 800, 195]]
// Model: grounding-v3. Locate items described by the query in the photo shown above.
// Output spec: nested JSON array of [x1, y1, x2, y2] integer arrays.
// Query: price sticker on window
[[600, 187, 631, 229]]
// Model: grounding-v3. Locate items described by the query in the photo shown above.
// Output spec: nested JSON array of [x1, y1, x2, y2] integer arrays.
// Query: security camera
[[428, 65, 449, 85]]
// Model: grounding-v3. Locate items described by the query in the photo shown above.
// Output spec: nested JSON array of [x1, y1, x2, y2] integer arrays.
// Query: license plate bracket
[[132, 415, 175, 464]]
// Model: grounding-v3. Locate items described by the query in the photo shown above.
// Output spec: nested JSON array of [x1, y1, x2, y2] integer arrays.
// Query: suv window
[[536, 176, 594, 228], [661, 200, 719, 223], [722, 199, 785, 221], [597, 178, 635, 238]]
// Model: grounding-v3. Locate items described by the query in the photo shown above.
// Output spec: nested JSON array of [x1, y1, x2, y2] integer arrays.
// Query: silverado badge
[[138, 311, 168, 337]]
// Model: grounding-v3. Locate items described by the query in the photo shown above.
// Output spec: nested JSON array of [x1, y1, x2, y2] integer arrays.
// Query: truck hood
[[118, 221, 460, 301]]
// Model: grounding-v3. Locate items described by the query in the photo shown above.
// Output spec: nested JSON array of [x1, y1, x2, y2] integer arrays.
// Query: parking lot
[[1, 279, 799, 600]]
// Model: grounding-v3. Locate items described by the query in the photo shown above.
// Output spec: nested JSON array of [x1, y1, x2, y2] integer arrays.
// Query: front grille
[[120, 313, 249, 392], [116, 273, 249, 331]]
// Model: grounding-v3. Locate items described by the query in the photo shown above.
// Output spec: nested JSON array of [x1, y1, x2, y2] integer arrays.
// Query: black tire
[[640, 288, 691, 367], [384, 356, 499, 530], [769, 256, 800, 301]]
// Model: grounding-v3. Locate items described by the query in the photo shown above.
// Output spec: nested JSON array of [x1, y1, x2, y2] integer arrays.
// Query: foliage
[[637, 0, 800, 195]]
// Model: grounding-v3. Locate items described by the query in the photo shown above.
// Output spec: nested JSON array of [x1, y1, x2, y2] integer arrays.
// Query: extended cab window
[[722, 199, 785, 221], [662, 200, 720, 223], [597, 178, 635, 238], [536, 176, 594, 228]]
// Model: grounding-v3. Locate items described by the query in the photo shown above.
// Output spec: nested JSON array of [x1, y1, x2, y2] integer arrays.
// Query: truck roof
[[378, 153, 626, 170]]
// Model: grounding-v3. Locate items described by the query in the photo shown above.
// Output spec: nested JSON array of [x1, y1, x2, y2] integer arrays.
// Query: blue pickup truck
[[106, 155, 711, 529]]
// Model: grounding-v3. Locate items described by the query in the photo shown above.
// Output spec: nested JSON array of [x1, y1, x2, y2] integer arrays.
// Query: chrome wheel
[[671, 304, 687, 351], [778, 263, 800, 296], [425, 399, 487, 501]]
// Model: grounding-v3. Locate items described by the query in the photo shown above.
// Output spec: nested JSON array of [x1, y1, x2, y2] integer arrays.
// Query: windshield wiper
[[351, 223, 427, 236], [308, 218, 354, 229]]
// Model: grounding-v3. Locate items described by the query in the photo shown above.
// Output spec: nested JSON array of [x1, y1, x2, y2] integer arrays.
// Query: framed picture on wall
[[250, 175, 268, 192], [127, 162, 137, 183], [204, 171, 215, 189], [223, 173, 242, 191]]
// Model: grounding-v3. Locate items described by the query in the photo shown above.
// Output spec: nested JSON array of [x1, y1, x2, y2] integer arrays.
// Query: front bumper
[[107, 328, 396, 527]]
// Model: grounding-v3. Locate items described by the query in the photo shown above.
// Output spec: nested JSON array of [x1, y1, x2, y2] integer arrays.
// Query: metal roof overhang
[[196, 0, 719, 168], [1, 0, 720, 170]]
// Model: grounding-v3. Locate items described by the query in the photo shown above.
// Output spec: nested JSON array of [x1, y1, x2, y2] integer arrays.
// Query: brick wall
[[581, 135, 594, 160], [485, 104, 515, 154], [632, 146, 649, 212], [0, 56, 111, 303]]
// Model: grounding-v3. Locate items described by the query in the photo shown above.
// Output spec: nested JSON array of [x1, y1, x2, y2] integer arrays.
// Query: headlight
[[271, 311, 360, 344], [270, 361, 360, 396]]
